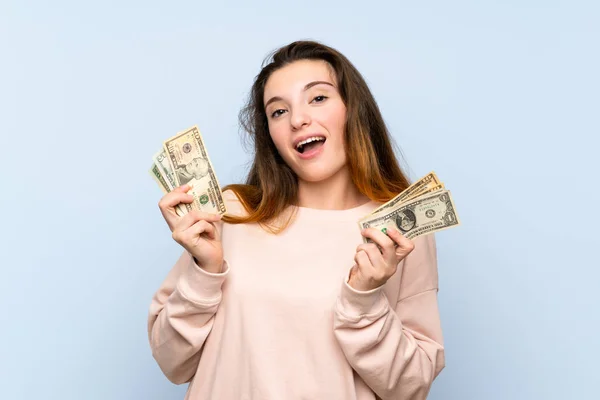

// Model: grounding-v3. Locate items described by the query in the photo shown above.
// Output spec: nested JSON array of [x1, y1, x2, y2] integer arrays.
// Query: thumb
[[174, 184, 191, 193]]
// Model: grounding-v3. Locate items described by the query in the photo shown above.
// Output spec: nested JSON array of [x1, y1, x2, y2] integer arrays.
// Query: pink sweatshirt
[[148, 190, 445, 399]]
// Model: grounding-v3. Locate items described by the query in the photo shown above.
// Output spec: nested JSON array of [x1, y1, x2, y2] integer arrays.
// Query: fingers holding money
[[354, 242, 388, 281], [171, 209, 225, 273], [348, 227, 415, 292], [360, 227, 397, 263], [173, 209, 222, 236], [187, 220, 217, 240], [172, 218, 219, 246], [384, 226, 415, 261], [159, 184, 193, 209], [158, 184, 195, 231]]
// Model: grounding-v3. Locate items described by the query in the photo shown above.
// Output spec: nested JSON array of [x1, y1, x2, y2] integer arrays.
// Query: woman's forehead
[[264, 60, 336, 96]]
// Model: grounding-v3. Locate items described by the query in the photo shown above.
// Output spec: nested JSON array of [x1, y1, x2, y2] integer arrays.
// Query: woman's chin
[[295, 165, 348, 185]]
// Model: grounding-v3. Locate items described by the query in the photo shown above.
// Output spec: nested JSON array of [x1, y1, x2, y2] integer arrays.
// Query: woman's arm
[[147, 250, 228, 384], [333, 233, 445, 400]]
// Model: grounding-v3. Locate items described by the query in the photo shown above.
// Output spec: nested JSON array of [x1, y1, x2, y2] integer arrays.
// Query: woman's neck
[[296, 167, 370, 210]]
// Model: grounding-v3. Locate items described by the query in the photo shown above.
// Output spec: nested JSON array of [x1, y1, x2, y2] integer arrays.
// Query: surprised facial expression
[[263, 59, 348, 184]]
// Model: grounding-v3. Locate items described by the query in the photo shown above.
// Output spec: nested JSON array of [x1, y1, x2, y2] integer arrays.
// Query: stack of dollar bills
[[149, 125, 227, 217], [357, 172, 460, 242]]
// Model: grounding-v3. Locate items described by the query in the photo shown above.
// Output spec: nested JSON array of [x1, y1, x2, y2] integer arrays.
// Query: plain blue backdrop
[[1, 1, 598, 399]]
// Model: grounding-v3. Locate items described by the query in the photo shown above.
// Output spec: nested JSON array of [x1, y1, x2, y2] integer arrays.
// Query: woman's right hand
[[158, 185, 224, 273]]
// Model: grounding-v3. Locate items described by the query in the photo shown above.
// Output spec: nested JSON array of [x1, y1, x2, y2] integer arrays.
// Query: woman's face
[[263, 59, 348, 184]]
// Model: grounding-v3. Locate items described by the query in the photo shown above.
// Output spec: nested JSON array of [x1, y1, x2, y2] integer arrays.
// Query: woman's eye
[[312, 95, 327, 103], [271, 109, 286, 118]]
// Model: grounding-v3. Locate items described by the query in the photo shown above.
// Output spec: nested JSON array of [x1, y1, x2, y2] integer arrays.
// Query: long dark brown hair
[[222, 40, 411, 233]]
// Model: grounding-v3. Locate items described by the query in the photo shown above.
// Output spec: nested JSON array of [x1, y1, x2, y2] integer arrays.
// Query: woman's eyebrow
[[264, 81, 335, 108]]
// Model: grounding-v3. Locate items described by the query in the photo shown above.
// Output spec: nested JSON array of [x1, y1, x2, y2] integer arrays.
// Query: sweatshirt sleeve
[[147, 250, 229, 384], [332, 233, 445, 400]]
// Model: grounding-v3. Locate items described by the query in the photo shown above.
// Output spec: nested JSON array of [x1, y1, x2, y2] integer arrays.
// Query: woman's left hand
[[348, 227, 415, 292]]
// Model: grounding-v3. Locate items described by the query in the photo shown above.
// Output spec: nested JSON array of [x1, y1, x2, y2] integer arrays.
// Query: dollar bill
[[152, 149, 188, 216], [358, 189, 460, 242], [153, 149, 178, 191], [163, 126, 227, 215], [407, 183, 445, 201], [149, 163, 169, 194], [370, 171, 443, 215], [149, 162, 186, 217]]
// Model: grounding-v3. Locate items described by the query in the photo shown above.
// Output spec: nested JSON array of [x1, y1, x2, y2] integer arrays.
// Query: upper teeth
[[296, 137, 325, 149]]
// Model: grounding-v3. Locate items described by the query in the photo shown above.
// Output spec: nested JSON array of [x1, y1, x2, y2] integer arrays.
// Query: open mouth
[[295, 136, 326, 154]]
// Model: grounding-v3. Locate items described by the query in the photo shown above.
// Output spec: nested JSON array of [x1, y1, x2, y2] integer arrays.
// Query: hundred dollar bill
[[370, 171, 443, 215], [163, 125, 227, 215], [359, 189, 460, 242]]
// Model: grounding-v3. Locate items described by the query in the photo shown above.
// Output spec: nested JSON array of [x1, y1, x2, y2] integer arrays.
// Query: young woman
[[148, 40, 445, 400]]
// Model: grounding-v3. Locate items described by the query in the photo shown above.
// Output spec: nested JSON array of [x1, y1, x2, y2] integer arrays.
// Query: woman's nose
[[290, 108, 311, 131]]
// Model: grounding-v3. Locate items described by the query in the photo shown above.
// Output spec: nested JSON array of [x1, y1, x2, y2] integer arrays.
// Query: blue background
[[1, 1, 598, 399]]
